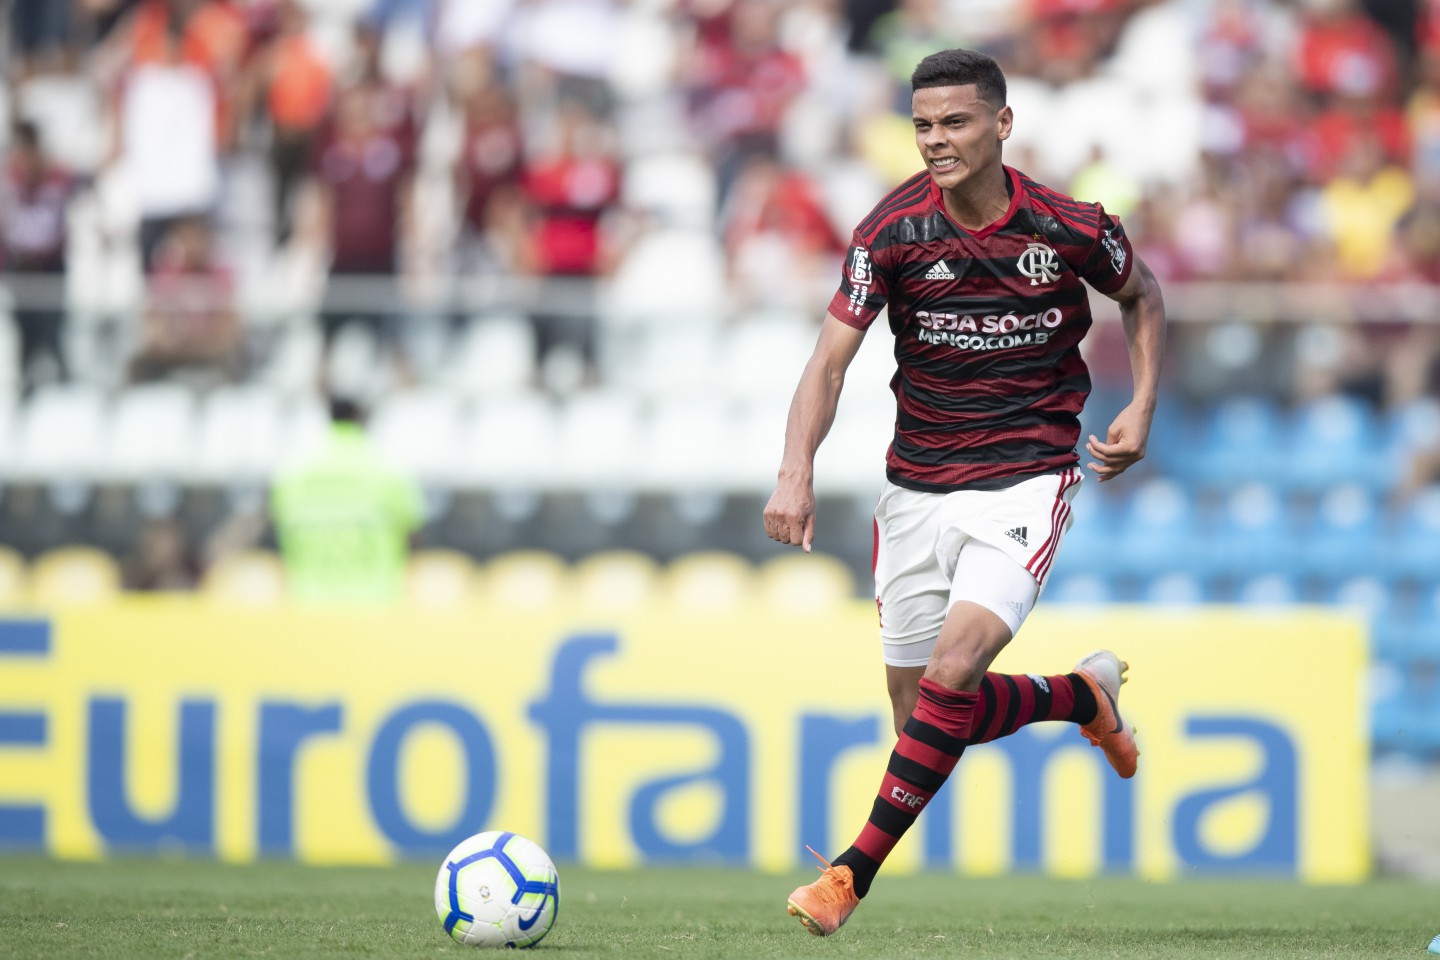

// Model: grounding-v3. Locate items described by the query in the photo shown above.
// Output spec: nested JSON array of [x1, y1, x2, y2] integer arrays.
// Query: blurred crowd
[[2, 0, 1439, 407]]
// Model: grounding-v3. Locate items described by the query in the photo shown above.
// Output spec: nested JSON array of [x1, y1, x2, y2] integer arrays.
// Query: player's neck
[[939, 164, 1011, 232]]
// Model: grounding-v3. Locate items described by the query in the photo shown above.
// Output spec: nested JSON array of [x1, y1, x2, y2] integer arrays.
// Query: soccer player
[[763, 48, 1166, 936]]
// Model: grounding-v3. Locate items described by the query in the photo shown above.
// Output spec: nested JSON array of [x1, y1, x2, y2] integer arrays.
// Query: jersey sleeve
[[1075, 204, 1134, 295], [826, 229, 895, 330]]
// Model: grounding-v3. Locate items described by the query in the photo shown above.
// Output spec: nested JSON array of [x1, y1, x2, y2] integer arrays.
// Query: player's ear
[[995, 104, 1013, 142]]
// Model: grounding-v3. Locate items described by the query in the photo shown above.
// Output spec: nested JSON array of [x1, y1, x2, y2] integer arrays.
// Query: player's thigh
[[948, 537, 1042, 637], [927, 540, 1042, 689]]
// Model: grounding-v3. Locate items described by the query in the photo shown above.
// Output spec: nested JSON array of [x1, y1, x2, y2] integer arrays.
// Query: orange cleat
[[786, 846, 860, 937], [1073, 650, 1140, 779]]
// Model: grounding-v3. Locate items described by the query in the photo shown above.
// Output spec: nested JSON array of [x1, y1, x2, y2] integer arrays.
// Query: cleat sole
[[787, 900, 826, 936]]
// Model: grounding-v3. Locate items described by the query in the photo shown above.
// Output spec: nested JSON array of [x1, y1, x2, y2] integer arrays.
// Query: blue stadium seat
[[1139, 398, 1197, 475], [1372, 658, 1440, 758], [1328, 575, 1392, 655], [1236, 573, 1301, 607], [1383, 488, 1440, 584], [1192, 396, 1285, 488], [1111, 478, 1205, 578], [1279, 394, 1384, 492], [1382, 397, 1440, 475], [1141, 572, 1205, 606], [1049, 487, 1121, 581], [1294, 484, 1382, 581], [1371, 661, 1407, 755], [1375, 581, 1440, 662], [1209, 482, 1293, 580], [1044, 573, 1114, 605]]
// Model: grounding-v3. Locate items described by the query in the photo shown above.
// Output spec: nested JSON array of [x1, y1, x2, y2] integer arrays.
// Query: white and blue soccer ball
[[435, 830, 560, 948]]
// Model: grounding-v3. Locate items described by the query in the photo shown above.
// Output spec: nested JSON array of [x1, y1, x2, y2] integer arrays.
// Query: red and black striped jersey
[[827, 164, 1134, 491]]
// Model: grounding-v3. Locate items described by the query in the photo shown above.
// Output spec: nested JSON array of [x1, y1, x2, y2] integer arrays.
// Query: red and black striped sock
[[967, 672, 1097, 745], [832, 677, 976, 898]]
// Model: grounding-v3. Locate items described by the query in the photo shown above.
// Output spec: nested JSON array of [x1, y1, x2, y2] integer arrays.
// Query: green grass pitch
[[1, 856, 1436, 959]]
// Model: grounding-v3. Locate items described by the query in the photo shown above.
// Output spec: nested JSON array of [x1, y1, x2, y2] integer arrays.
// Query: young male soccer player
[[762, 48, 1167, 936]]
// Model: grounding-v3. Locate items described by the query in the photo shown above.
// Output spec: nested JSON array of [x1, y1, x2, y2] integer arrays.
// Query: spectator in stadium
[[1225, 62, 1314, 168], [295, 79, 417, 362], [243, 0, 333, 246], [121, 517, 199, 591], [127, 213, 243, 384], [1310, 87, 1410, 181], [685, 0, 808, 204], [1170, 162, 1239, 280], [270, 396, 425, 606], [452, 55, 524, 279], [514, 97, 621, 380], [342, 16, 419, 155], [2, 119, 74, 393], [1406, 48, 1440, 186], [722, 152, 845, 310], [1020, 0, 1131, 85], [1069, 144, 1140, 221], [862, 0, 970, 93], [766, 49, 1165, 936], [1292, 0, 1399, 103], [289, 15, 422, 369], [9, 0, 73, 81], [106, 0, 248, 109], [1318, 134, 1416, 280], [108, 11, 228, 269]]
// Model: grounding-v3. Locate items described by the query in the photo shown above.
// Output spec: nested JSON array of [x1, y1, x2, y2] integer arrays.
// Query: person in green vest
[[271, 396, 424, 605]]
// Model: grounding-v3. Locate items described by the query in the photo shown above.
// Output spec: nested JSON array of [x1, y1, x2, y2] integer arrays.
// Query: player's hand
[[763, 479, 816, 552], [1086, 403, 1152, 483]]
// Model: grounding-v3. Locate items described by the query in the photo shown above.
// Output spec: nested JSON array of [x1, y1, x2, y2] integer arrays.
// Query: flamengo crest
[[1017, 242, 1060, 285]]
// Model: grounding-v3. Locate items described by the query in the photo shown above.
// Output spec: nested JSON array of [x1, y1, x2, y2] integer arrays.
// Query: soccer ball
[[435, 831, 560, 948]]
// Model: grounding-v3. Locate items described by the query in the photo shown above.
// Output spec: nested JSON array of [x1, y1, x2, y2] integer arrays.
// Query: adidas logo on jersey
[[924, 260, 955, 280], [1004, 526, 1029, 547]]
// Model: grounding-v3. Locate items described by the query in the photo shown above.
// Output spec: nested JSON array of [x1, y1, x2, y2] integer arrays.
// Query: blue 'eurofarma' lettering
[[529, 634, 750, 863], [0, 620, 1305, 875]]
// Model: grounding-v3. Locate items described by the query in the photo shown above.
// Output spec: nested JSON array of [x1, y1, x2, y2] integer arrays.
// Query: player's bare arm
[[763, 313, 867, 552], [1086, 254, 1166, 483]]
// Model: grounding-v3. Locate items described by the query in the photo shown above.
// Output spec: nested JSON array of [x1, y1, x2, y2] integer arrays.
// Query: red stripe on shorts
[[1035, 471, 1081, 579], [1026, 469, 1076, 574], [872, 516, 880, 576], [1034, 496, 1074, 581]]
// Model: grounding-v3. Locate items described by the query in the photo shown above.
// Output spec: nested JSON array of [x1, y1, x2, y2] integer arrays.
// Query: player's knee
[[924, 644, 988, 691]]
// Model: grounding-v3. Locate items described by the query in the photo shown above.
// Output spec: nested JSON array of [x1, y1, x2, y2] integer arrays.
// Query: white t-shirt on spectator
[[120, 62, 219, 220]]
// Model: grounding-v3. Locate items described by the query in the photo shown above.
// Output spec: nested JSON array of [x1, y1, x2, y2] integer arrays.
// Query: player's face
[[912, 85, 1012, 192]]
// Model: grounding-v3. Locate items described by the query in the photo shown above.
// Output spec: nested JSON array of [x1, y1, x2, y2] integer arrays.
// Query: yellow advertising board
[[0, 600, 1367, 880]]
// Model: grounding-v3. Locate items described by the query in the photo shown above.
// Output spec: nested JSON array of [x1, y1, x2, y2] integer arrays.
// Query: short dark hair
[[12, 119, 40, 151], [910, 49, 1007, 109], [329, 396, 366, 424]]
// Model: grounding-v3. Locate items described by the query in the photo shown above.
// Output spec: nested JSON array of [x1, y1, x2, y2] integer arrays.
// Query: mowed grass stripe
[[0, 857, 1435, 959]]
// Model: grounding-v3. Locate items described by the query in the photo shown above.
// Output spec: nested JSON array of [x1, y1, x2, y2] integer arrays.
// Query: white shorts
[[873, 468, 1083, 668]]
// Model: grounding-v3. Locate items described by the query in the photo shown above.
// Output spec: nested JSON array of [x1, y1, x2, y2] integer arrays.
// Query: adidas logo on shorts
[[1004, 526, 1029, 547]]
